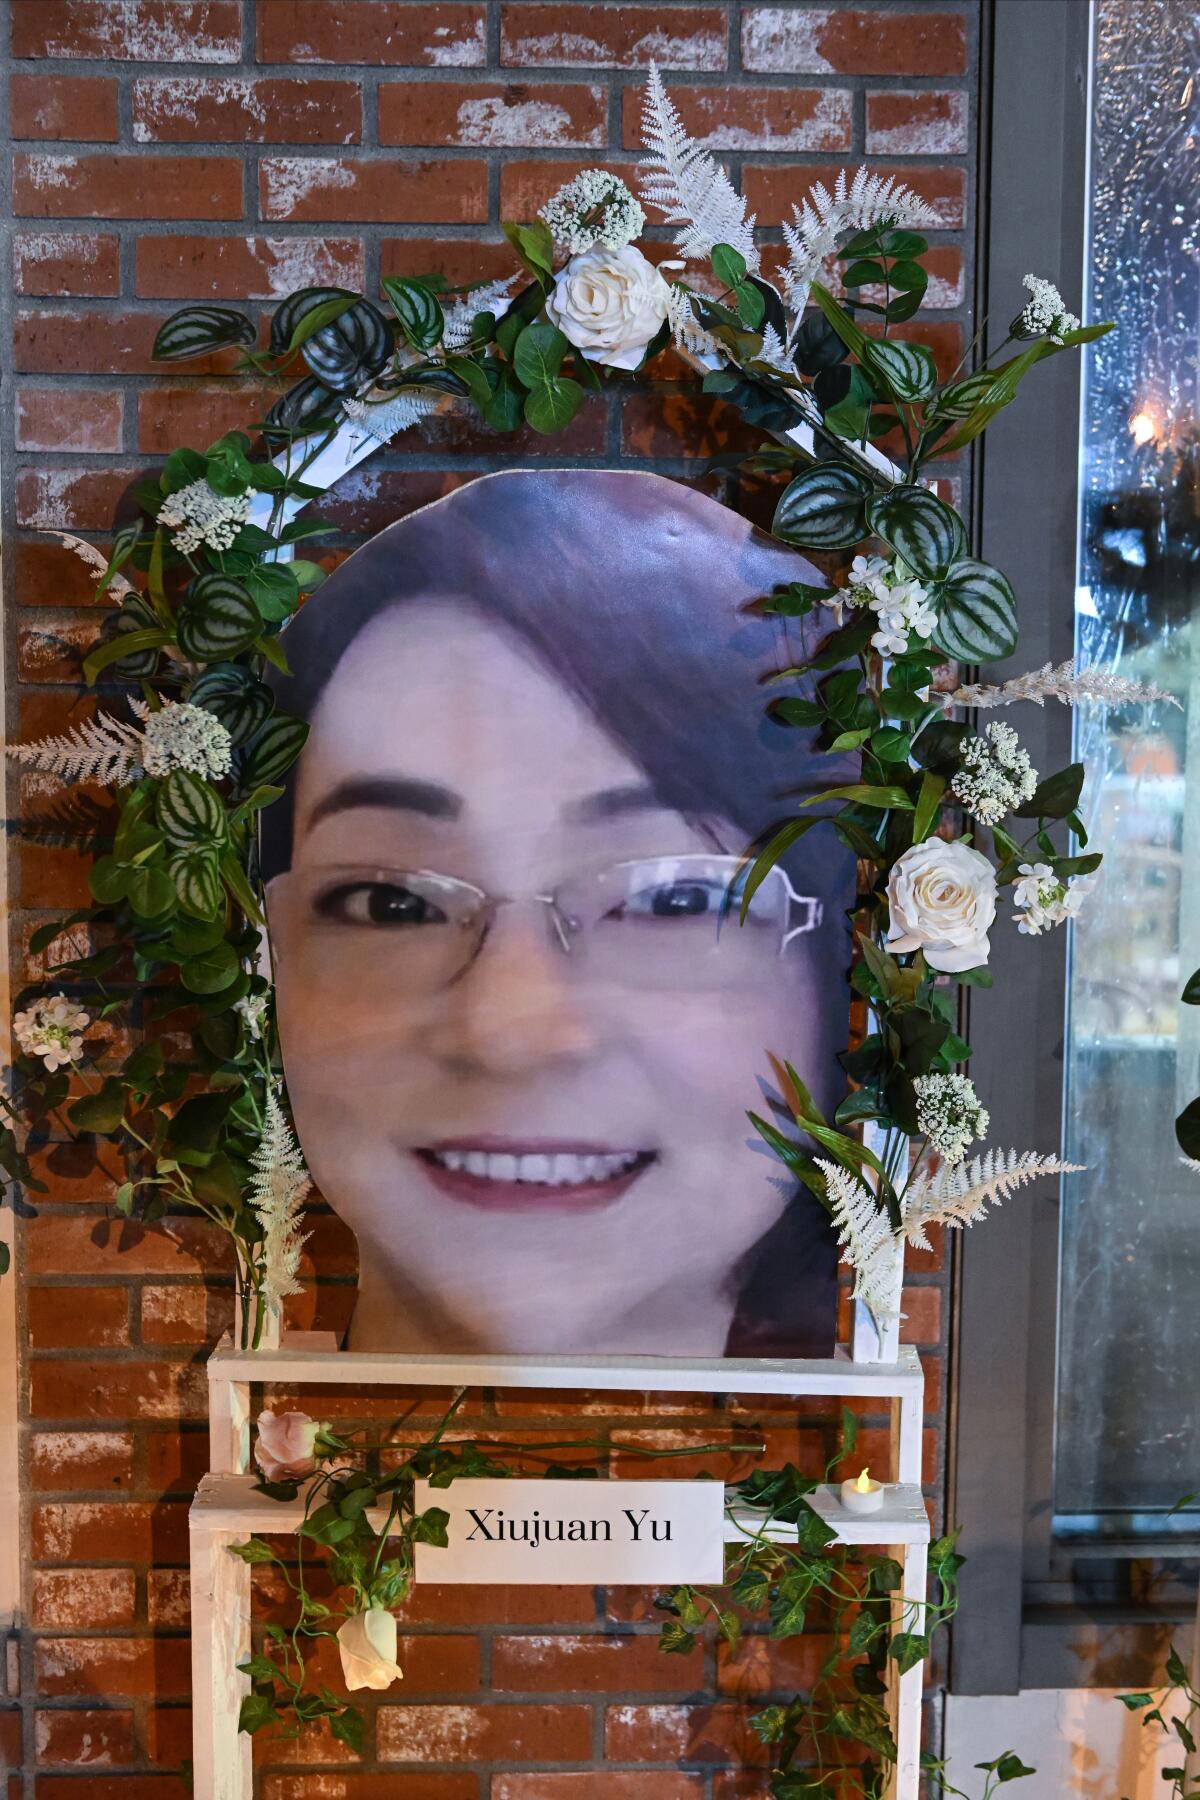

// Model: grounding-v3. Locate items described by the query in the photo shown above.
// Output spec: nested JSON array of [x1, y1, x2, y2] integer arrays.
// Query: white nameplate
[[413, 1478, 725, 1584]]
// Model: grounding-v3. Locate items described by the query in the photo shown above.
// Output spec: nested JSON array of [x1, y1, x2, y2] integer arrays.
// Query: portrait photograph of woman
[[263, 468, 856, 1361]]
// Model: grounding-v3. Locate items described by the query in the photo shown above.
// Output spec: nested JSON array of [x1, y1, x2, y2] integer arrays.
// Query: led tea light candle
[[840, 1467, 885, 1515]]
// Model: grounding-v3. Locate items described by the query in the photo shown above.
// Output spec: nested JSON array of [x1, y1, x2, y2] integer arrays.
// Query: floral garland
[[0, 65, 1173, 1788]]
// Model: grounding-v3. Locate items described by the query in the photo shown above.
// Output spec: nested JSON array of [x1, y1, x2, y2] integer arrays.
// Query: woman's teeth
[[427, 1149, 643, 1185]]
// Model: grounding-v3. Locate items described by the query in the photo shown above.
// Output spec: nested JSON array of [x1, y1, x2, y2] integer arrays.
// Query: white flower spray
[[156, 479, 250, 556], [914, 1073, 990, 1166], [13, 995, 89, 1072], [1011, 274, 1080, 347], [951, 721, 1038, 825], [540, 170, 646, 255], [1011, 863, 1092, 936], [839, 554, 939, 656], [248, 1088, 311, 1319]]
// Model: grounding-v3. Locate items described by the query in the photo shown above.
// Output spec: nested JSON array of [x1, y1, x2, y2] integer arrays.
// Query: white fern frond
[[249, 1088, 311, 1316], [639, 63, 758, 270], [757, 321, 794, 376], [343, 388, 443, 445], [902, 1147, 1085, 1249], [666, 282, 720, 358], [939, 658, 1180, 712], [50, 530, 135, 601], [442, 278, 516, 351], [7, 713, 145, 786], [820, 1159, 901, 1322], [781, 167, 940, 313], [1183, 1156, 1200, 1176]]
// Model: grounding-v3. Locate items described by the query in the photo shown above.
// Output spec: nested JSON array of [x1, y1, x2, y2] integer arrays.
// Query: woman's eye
[[316, 883, 446, 927], [617, 880, 726, 920]]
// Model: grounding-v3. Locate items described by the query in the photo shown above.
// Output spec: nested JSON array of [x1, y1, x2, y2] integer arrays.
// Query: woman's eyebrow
[[305, 775, 462, 828], [564, 783, 661, 824]]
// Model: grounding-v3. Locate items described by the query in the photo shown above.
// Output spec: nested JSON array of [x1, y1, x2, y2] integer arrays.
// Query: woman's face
[[270, 601, 831, 1352]]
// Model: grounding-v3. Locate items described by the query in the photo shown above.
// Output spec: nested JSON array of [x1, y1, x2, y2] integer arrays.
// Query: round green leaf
[[860, 339, 937, 403], [865, 485, 965, 580], [773, 463, 873, 549], [89, 855, 131, 905], [170, 848, 223, 921], [156, 770, 226, 848], [177, 575, 261, 661], [181, 940, 240, 995], [187, 664, 273, 746], [241, 714, 309, 786], [932, 558, 1018, 662], [523, 376, 583, 435], [127, 864, 175, 919], [513, 322, 568, 387]]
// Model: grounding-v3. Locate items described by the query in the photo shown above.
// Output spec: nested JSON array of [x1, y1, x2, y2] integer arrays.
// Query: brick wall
[[3, 2, 980, 1793]]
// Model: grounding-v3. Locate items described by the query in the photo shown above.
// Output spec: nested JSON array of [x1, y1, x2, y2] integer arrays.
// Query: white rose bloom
[[254, 1409, 321, 1481], [337, 1607, 404, 1692], [886, 838, 997, 973], [545, 243, 670, 371]]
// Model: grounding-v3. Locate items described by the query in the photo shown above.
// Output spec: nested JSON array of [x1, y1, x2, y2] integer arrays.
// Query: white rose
[[337, 1607, 404, 1692], [254, 1409, 320, 1481], [544, 243, 670, 371], [885, 839, 997, 973]]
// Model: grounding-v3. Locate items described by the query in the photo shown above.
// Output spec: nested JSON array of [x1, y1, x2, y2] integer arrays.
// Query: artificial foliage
[[0, 66, 1171, 1795]]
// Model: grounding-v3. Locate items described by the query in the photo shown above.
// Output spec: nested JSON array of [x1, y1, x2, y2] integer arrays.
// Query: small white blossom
[[157, 479, 251, 556], [235, 993, 269, 1041], [1011, 274, 1080, 347], [141, 702, 232, 781], [540, 170, 646, 255], [914, 1073, 990, 1167], [14, 995, 89, 1071], [1012, 862, 1093, 936], [840, 555, 939, 656], [951, 721, 1038, 826]]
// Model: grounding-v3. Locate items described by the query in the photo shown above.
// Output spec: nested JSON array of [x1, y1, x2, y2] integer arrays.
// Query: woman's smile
[[412, 1138, 659, 1212]]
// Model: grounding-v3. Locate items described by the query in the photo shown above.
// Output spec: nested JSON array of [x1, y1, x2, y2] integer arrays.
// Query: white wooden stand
[[190, 1338, 929, 1800]]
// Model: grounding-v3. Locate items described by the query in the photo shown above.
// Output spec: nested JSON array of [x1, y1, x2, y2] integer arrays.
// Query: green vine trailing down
[[0, 64, 1170, 1787]]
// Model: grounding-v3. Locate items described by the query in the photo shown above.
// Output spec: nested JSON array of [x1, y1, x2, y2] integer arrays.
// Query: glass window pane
[[1055, 0, 1200, 1535]]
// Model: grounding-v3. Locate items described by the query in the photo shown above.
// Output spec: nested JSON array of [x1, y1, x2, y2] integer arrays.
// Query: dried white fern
[[7, 714, 145, 786], [781, 167, 940, 313], [249, 1088, 311, 1318], [639, 63, 759, 270], [441, 278, 515, 351], [343, 388, 443, 445], [665, 282, 721, 358], [1183, 1156, 1200, 1177], [902, 1148, 1084, 1249], [50, 530, 135, 602], [939, 658, 1179, 712], [820, 1159, 902, 1322]]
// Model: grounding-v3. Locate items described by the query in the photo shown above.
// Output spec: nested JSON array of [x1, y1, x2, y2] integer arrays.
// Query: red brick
[[142, 1707, 192, 1770], [136, 231, 364, 300], [133, 75, 361, 143], [256, 2, 487, 65], [10, 74, 119, 141], [381, 237, 514, 288], [13, 233, 121, 298], [136, 381, 276, 452], [493, 1633, 703, 1693], [259, 156, 488, 223], [742, 8, 967, 76], [25, 1213, 235, 1279], [17, 609, 99, 684], [24, 1140, 130, 1205], [899, 1285, 942, 1344], [31, 1432, 134, 1494], [14, 308, 248, 375], [32, 1567, 137, 1630], [716, 1632, 831, 1697], [145, 1428, 211, 1493], [14, 153, 242, 221], [494, 1782, 705, 1800], [377, 1703, 591, 1764], [140, 1282, 235, 1344], [501, 5, 726, 69], [620, 390, 760, 463], [380, 80, 604, 148], [34, 1782, 189, 1800], [499, 156, 640, 219], [621, 84, 852, 152], [866, 90, 969, 156], [32, 1499, 187, 1564], [264, 1782, 476, 1800], [34, 1637, 190, 1701], [29, 1358, 208, 1423], [35, 1707, 136, 1766], [27, 1288, 130, 1351], [397, 1583, 596, 1629], [743, 160, 966, 230], [604, 1703, 774, 1766], [16, 390, 123, 456], [15, 467, 141, 533], [12, 1, 242, 61]]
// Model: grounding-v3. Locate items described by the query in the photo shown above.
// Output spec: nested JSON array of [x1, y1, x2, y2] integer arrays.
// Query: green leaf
[[1183, 968, 1200, 1005], [83, 626, 170, 686], [170, 847, 223, 921], [829, 728, 872, 751], [241, 714, 309, 786], [180, 940, 240, 995], [936, 343, 1051, 455], [168, 1089, 237, 1155], [712, 242, 748, 287], [219, 849, 266, 926], [808, 280, 872, 361], [523, 375, 583, 434], [860, 339, 938, 403], [991, 1752, 1037, 1782], [1176, 1096, 1200, 1159], [177, 575, 261, 661], [89, 856, 131, 906], [797, 783, 914, 811], [513, 322, 568, 387], [156, 770, 225, 849], [501, 218, 555, 282], [1117, 1693, 1155, 1711], [238, 1693, 279, 1735], [68, 1077, 126, 1136], [286, 292, 357, 352], [888, 1631, 929, 1675], [774, 462, 873, 550], [933, 559, 1019, 663], [770, 697, 826, 727], [865, 485, 965, 582], [842, 258, 887, 288], [153, 305, 255, 362], [761, 581, 838, 616], [737, 818, 818, 918], [1016, 762, 1085, 820], [381, 276, 445, 350], [127, 864, 175, 919], [930, 369, 999, 420], [912, 770, 946, 843], [329, 1708, 365, 1754]]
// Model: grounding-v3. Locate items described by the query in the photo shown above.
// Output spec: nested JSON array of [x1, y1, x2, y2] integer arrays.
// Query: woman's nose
[[424, 907, 596, 1075]]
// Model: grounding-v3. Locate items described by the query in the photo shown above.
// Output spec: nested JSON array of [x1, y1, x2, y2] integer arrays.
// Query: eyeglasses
[[266, 854, 823, 995]]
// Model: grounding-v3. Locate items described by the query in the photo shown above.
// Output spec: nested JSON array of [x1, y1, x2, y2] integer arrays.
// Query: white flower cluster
[[141, 701, 232, 781], [157, 479, 251, 556], [1012, 274, 1080, 347], [235, 992, 268, 1041], [540, 170, 646, 255], [843, 553, 938, 657], [13, 995, 89, 1072], [950, 721, 1038, 825], [1012, 862, 1091, 936], [914, 1073, 990, 1167]]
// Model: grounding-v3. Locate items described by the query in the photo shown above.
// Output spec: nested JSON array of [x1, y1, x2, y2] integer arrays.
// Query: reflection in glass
[[1056, 0, 1200, 1532]]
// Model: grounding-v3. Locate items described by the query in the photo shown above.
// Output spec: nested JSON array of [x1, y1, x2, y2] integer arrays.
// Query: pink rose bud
[[254, 1409, 321, 1481]]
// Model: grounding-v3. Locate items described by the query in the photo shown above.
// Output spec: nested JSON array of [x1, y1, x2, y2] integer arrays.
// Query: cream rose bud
[[254, 1409, 321, 1481], [337, 1608, 404, 1692], [885, 838, 997, 974], [544, 243, 670, 371]]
